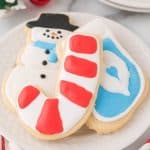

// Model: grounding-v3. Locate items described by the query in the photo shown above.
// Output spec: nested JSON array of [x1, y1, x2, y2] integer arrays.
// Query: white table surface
[[0, 0, 150, 149]]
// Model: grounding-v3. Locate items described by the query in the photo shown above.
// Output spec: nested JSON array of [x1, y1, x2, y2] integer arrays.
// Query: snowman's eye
[[57, 31, 61, 34], [46, 29, 50, 32]]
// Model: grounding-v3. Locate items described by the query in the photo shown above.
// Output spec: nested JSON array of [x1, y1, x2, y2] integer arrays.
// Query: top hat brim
[[27, 14, 78, 31], [27, 21, 78, 31]]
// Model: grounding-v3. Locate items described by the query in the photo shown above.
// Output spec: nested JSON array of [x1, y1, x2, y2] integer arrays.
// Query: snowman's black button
[[45, 49, 50, 54], [42, 60, 47, 65], [40, 74, 46, 79]]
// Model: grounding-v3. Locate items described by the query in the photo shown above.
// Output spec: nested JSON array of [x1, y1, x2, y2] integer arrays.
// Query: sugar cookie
[[3, 14, 102, 140], [86, 19, 148, 134]]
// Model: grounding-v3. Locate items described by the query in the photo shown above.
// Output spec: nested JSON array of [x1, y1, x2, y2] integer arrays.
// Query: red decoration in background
[[30, 0, 50, 6], [1, 136, 5, 150]]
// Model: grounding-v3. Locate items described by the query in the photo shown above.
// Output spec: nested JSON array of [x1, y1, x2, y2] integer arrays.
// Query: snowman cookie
[[85, 19, 148, 134], [3, 13, 102, 140], [4, 13, 78, 109]]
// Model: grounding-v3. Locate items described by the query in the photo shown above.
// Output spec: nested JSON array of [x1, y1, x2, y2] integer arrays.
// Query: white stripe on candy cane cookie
[[17, 33, 101, 137]]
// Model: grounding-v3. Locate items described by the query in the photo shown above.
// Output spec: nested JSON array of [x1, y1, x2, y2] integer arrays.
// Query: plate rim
[[99, 0, 150, 12], [0, 12, 150, 150]]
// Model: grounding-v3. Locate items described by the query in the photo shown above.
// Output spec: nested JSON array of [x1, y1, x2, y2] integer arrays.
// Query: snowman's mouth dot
[[43, 31, 63, 39]]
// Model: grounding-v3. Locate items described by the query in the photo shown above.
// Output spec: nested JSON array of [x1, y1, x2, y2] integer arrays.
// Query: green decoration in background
[[0, 0, 18, 9]]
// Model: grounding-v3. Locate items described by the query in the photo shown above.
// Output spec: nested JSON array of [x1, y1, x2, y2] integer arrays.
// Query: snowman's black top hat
[[27, 13, 78, 31]]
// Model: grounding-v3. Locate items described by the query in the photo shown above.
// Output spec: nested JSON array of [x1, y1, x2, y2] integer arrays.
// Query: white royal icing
[[102, 50, 130, 96], [21, 45, 59, 68], [5, 65, 59, 108], [58, 95, 85, 132], [31, 27, 71, 43]]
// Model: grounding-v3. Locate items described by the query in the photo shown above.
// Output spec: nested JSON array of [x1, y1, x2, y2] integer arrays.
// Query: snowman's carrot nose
[[51, 32, 57, 36]]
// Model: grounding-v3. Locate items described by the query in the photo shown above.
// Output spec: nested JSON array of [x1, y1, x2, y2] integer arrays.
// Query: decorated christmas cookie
[[4, 13, 78, 109], [86, 20, 148, 134], [3, 14, 102, 140]]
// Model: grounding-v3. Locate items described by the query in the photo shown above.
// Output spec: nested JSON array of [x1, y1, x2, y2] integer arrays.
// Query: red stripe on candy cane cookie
[[60, 80, 92, 108], [18, 86, 40, 109], [36, 99, 63, 135], [70, 34, 97, 54], [64, 56, 97, 78]]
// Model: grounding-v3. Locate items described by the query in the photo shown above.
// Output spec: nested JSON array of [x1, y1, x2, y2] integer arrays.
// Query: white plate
[[0, 12, 150, 150], [100, 0, 150, 12]]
